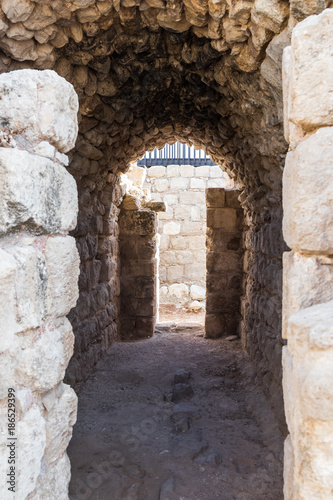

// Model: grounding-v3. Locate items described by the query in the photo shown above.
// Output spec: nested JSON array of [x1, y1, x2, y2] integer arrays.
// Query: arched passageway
[[0, 2, 332, 499]]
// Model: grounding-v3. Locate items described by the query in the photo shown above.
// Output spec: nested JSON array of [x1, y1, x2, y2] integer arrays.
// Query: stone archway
[[0, 2, 332, 499]]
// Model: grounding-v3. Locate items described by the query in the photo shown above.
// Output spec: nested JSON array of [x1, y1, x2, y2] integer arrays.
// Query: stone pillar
[[282, 10, 333, 499], [205, 188, 243, 338], [0, 70, 79, 499], [119, 199, 158, 339]]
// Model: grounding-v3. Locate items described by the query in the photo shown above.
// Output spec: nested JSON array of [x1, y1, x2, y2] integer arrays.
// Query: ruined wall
[[205, 188, 243, 338], [0, 70, 79, 499], [119, 202, 158, 340], [282, 9, 333, 499], [144, 163, 229, 310]]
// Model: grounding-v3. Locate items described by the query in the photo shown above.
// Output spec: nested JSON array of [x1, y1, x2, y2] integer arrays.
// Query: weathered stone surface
[[44, 384, 77, 465], [16, 318, 74, 391], [0, 70, 78, 152], [283, 128, 333, 254], [288, 9, 333, 132], [2, 0, 34, 23], [45, 236, 80, 317], [0, 149, 78, 235], [0, 249, 16, 351]]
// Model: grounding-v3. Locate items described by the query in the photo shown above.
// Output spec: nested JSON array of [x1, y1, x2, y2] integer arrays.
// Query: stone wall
[[0, 70, 79, 499], [119, 200, 158, 340], [282, 9, 333, 499], [143, 163, 229, 311], [205, 188, 243, 338]]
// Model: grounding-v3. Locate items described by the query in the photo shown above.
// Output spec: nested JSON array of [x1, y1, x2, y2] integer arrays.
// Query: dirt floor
[[68, 321, 284, 500]]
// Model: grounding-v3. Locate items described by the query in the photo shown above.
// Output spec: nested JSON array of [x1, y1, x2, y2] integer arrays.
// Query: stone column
[[205, 188, 243, 338], [119, 198, 158, 340], [282, 10, 333, 499], [0, 70, 79, 499]]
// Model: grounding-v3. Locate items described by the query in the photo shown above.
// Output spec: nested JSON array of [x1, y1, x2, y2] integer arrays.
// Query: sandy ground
[[68, 322, 284, 500]]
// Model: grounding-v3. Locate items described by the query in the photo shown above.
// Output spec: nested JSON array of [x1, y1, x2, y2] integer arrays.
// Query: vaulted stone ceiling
[[0, 1, 330, 219]]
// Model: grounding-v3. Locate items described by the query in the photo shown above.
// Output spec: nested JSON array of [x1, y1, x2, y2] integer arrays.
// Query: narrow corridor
[[69, 324, 283, 500]]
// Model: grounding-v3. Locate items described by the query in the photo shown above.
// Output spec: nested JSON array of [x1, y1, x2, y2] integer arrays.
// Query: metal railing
[[137, 142, 216, 167]]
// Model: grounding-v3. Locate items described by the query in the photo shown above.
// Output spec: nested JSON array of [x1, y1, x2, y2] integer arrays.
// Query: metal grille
[[137, 142, 216, 167]]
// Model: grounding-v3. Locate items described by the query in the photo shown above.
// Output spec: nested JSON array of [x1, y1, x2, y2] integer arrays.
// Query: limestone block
[[147, 166, 166, 178], [282, 252, 333, 337], [195, 166, 210, 177], [0, 149, 78, 235], [170, 177, 189, 190], [174, 205, 191, 220], [175, 250, 197, 265], [185, 263, 206, 280], [45, 236, 80, 317], [5, 243, 45, 333], [160, 251, 177, 266], [0, 249, 16, 351], [188, 235, 205, 250], [0, 70, 79, 152], [288, 9, 333, 132], [45, 384, 77, 465], [155, 178, 169, 192], [17, 405, 46, 498], [163, 221, 181, 235], [181, 221, 202, 235], [207, 179, 226, 188], [119, 210, 156, 235], [206, 188, 225, 208], [190, 178, 205, 189], [167, 165, 180, 177], [283, 128, 333, 253], [167, 265, 184, 281], [283, 435, 295, 500], [33, 453, 71, 500], [15, 318, 74, 391], [159, 234, 170, 251], [170, 236, 187, 250], [210, 165, 223, 178], [225, 190, 241, 208], [191, 205, 201, 221], [180, 164, 194, 177], [158, 206, 173, 220], [164, 194, 179, 206], [169, 283, 189, 300], [207, 208, 237, 230], [190, 285, 206, 300], [180, 191, 205, 205]]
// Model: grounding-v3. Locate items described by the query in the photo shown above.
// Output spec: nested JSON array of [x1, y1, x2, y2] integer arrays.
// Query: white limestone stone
[[209, 165, 223, 177], [15, 318, 74, 391], [180, 164, 194, 177], [147, 166, 166, 178], [163, 222, 181, 235], [167, 265, 184, 281], [17, 404, 46, 498], [44, 384, 77, 465], [191, 205, 201, 221], [188, 235, 205, 250], [45, 236, 80, 317], [0, 148, 78, 235], [33, 453, 71, 500], [207, 179, 226, 188], [166, 165, 180, 177], [174, 205, 191, 220], [195, 166, 210, 177], [170, 177, 189, 190], [170, 236, 187, 249], [283, 128, 333, 253], [190, 285, 206, 300], [164, 194, 178, 206], [155, 178, 169, 192], [282, 252, 333, 337], [6, 244, 45, 333], [168, 283, 189, 300], [181, 221, 202, 235], [0, 249, 16, 351], [190, 177, 205, 189], [189, 300, 203, 311], [0, 69, 78, 152], [180, 192, 205, 204], [289, 9, 333, 132]]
